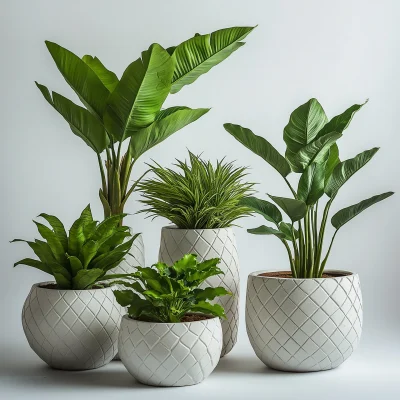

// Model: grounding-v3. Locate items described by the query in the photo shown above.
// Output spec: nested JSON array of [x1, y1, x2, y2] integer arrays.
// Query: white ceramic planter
[[245, 270, 363, 372], [22, 282, 124, 370], [158, 226, 239, 357], [118, 315, 222, 386]]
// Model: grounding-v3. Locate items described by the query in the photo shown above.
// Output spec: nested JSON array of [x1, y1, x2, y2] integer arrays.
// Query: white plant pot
[[246, 270, 363, 372], [22, 282, 124, 370], [118, 315, 222, 386], [158, 226, 239, 357]]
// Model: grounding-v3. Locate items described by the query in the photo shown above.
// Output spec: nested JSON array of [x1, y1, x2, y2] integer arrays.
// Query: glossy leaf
[[34, 221, 66, 265], [191, 301, 227, 319], [247, 225, 286, 239], [13, 258, 52, 275], [194, 287, 231, 301], [82, 55, 119, 92], [239, 196, 282, 225], [297, 162, 326, 205], [72, 268, 105, 290], [324, 143, 340, 183], [279, 222, 299, 241], [49, 263, 72, 289], [268, 195, 307, 222], [68, 256, 83, 277], [37, 213, 68, 251]]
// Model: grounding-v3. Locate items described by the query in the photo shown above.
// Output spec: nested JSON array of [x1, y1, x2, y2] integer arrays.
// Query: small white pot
[[118, 315, 223, 386], [245, 270, 363, 372], [22, 282, 124, 370], [158, 226, 239, 357]]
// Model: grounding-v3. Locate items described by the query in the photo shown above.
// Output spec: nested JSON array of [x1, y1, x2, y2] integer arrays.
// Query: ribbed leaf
[[91, 250, 126, 272], [324, 143, 340, 183], [80, 240, 98, 268], [104, 44, 174, 141], [331, 192, 394, 230], [72, 268, 105, 290], [268, 195, 307, 222], [239, 196, 282, 225], [170, 26, 255, 94], [325, 148, 379, 198], [34, 221, 66, 265], [37, 213, 68, 251], [247, 225, 286, 239], [68, 205, 93, 256], [82, 55, 119, 92], [91, 214, 125, 243], [283, 98, 328, 153], [297, 162, 326, 205], [224, 123, 291, 177], [13, 258, 52, 275], [68, 256, 83, 277]]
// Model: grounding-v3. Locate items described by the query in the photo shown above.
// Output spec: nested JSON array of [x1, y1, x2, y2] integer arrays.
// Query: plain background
[[1, 0, 399, 398]]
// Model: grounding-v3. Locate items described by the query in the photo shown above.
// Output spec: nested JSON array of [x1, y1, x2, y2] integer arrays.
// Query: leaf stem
[[281, 239, 297, 278], [318, 230, 338, 277]]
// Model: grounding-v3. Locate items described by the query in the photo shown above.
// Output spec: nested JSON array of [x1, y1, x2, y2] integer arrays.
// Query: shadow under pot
[[245, 270, 363, 372], [22, 282, 124, 370], [118, 315, 223, 386]]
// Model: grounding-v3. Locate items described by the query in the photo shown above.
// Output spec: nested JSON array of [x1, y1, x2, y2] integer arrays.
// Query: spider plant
[[137, 151, 254, 229], [225, 98, 394, 278]]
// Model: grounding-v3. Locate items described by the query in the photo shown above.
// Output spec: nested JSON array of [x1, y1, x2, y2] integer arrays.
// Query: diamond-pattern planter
[[22, 282, 124, 370], [245, 270, 363, 372], [158, 226, 239, 357], [119, 315, 222, 386]]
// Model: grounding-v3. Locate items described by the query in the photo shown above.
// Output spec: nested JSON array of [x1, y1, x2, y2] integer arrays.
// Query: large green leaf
[[37, 213, 68, 251], [129, 107, 209, 159], [68, 256, 83, 277], [170, 26, 255, 94], [45, 41, 109, 119], [268, 195, 307, 222], [325, 148, 379, 198], [224, 123, 291, 177], [247, 225, 286, 239], [80, 240, 98, 268], [239, 196, 282, 225], [34, 221, 66, 265], [49, 262, 72, 289], [82, 55, 119, 92], [283, 98, 328, 153], [104, 44, 174, 142], [324, 143, 340, 184], [279, 222, 299, 241], [72, 268, 105, 289], [331, 192, 394, 230], [68, 205, 93, 256], [297, 162, 326, 205], [13, 258, 52, 275]]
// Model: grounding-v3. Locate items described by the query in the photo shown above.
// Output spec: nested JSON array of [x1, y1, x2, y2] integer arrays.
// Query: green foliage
[[138, 151, 254, 229], [36, 26, 255, 220], [225, 99, 394, 278], [12, 205, 138, 289], [112, 254, 230, 322]]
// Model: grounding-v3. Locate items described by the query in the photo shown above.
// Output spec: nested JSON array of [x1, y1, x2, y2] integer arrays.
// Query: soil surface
[[39, 283, 107, 290], [258, 271, 351, 279], [181, 314, 213, 322]]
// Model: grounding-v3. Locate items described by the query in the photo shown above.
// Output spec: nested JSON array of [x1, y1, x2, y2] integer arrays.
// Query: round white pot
[[158, 226, 239, 357], [118, 315, 222, 386], [22, 282, 124, 370], [245, 270, 363, 372]]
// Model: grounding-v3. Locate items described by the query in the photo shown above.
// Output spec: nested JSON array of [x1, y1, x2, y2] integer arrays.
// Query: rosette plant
[[225, 98, 394, 278], [35, 26, 255, 220]]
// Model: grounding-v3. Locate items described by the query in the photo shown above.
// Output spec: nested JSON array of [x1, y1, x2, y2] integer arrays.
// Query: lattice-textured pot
[[119, 315, 222, 386], [245, 270, 363, 372], [158, 226, 239, 357], [22, 282, 124, 370]]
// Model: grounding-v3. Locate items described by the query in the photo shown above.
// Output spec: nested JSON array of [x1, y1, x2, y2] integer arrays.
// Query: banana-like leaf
[[325, 148, 379, 198], [45, 41, 109, 119], [224, 123, 291, 177], [34, 221, 66, 265], [37, 213, 68, 251], [35, 83, 109, 153], [324, 143, 340, 183], [104, 44, 174, 142], [170, 26, 255, 94], [268, 195, 307, 222], [82, 55, 119, 92], [239, 196, 282, 225], [331, 192, 394, 230], [129, 107, 209, 159], [72, 268, 105, 290], [297, 162, 326, 205], [283, 98, 328, 153], [13, 258, 52, 275], [247, 225, 286, 239], [279, 222, 299, 241]]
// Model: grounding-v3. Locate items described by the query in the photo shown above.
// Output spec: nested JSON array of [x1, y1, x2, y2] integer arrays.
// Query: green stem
[[298, 221, 304, 276], [284, 177, 298, 199], [315, 199, 333, 273], [120, 168, 152, 211], [97, 153, 107, 195], [304, 209, 310, 277], [281, 239, 296, 278], [318, 230, 338, 277], [306, 209, 313, 277], [290, 224, 300, 277]]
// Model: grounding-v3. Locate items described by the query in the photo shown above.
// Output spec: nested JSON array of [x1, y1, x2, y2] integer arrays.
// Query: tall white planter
[[158, 226, 239, 357], [246, 270, 363, 372], [22, 282, 124, 370], [119, 315, 222, 386]]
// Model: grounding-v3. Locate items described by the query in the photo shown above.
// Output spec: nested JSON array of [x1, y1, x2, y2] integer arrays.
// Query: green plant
[[36, 26, 255, 221], [224, 98, 394, 278], [11, 205, 138, 289], [137, 151, 254, 229], [112, 254, 230, 323]]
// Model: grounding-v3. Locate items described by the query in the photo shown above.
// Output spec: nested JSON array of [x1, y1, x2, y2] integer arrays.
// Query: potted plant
[[138, 151, 254, 356], [224, 98, 394, 372], [113, 254, 229, 386], [35, 25, 255, 274], [12, 205, 139, 371]]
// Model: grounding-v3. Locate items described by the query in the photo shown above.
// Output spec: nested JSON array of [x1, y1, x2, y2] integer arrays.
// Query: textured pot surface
[[22, 282, 124, 370], [158, 226, 239, 356], [246, 270, 363, 372], [119, 315, 222, 386]]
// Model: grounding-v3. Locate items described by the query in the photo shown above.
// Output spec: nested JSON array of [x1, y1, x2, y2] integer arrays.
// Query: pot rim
[[161, 224, 232, 231], [248, 269, 357, 280], [32, 281, 113, 292], [121, 313, 220, 326]]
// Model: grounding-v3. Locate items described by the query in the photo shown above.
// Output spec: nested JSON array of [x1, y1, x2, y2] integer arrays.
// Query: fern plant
[[12, 205, 138, 289], [225, 98, 394, 278], [138, 151, 254, 229], [112, 254, 230, 323]]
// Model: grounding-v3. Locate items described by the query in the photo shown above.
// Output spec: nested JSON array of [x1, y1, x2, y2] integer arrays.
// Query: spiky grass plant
[[138, 152, 254, 229]]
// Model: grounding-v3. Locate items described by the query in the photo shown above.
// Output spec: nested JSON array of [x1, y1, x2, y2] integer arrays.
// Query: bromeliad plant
[[225, 98, 394, 278], [11, 205, 139, 289], [137, 151, 254, 229], [36, 26, 255, 220], [112, 254, 230, 323]]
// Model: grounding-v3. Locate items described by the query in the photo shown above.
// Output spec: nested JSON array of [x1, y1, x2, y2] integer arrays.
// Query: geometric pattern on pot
[[22, 283, 124, 370], [118, 315, 222, 386], [158, 226, 239, 357], [245, 271, 363, 372]]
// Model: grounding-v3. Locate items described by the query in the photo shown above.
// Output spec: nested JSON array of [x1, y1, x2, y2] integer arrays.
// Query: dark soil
[[258, 271, 351, 279], [39, 283, 107, 290], [181, 314, 213, 322]]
